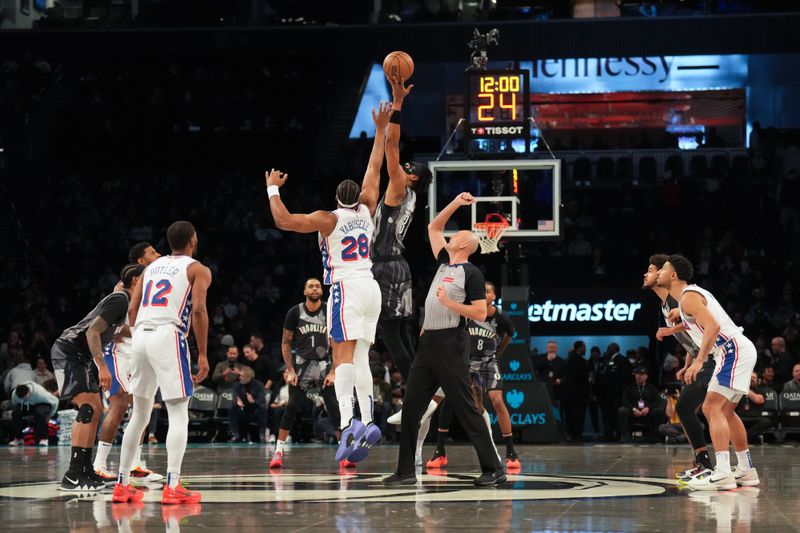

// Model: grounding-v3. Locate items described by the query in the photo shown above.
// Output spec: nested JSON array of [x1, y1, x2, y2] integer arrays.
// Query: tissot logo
[[528, 299, 642, 323], [471, 126, 524, 136]]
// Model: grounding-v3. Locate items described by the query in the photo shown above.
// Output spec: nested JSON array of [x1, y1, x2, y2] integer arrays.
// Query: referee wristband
[[267, 185, 280, 199], [390, 110, 402, 124]]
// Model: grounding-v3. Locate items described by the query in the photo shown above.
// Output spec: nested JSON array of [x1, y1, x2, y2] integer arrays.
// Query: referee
[[384, 192, 506, 487]]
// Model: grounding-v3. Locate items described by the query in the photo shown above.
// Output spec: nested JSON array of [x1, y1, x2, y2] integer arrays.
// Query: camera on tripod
[[466, 28, 500, 72]]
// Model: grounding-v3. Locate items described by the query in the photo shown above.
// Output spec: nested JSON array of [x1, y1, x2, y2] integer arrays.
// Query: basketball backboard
[[427, 159, 562, 240]]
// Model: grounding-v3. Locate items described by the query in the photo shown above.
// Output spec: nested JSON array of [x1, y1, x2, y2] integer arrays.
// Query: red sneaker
[[269, 451, 284, 469], [426, 455, 448, 469], [111, 501, 144, 521], [162, 503, 202, 524], [161, 483, 202, 505], [112, 483, 145, 503], [338, 459, 357, 469]]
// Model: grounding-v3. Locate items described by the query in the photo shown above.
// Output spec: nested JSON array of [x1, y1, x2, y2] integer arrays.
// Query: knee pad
[[76, 403, 95, 424]]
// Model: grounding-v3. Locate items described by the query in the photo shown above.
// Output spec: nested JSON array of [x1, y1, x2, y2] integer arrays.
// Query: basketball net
[[473, 214, 510, 254]]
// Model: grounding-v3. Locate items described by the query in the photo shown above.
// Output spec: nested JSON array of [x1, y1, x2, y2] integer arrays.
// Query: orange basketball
[[383, 51, 414, 82]]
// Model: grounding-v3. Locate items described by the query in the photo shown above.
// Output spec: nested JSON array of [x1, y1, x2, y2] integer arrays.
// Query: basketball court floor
[[0, 443, 797, 531]]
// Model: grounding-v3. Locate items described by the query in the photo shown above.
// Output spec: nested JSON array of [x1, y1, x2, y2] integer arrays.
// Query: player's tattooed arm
[[266, 169, 338, 236], [281, 328, 298, 386], [359, 101, 392, 216], [86, 317, 112, 390], [386, 76, 414, 204]]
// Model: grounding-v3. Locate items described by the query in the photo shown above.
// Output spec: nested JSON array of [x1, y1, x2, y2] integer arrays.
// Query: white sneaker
[[733, 467, 760, 487], [387, 410, 402, 425], [687, 468, 737, 491], [8, 439, 23, 447], [38, 439, 49, 447], [677, 464, 704, 482]]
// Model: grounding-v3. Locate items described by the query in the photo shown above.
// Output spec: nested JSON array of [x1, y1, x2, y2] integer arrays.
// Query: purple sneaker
[[348, 423, 382, 463], [335, 419, 366, 462]]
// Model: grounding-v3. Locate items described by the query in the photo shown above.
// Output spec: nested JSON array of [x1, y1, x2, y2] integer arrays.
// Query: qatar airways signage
[[529, 299, 642, 323], [519, 54, 747, 94]]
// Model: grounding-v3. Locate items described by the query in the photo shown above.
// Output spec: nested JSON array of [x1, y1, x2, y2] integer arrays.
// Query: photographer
[[658, 383, 689, 442]]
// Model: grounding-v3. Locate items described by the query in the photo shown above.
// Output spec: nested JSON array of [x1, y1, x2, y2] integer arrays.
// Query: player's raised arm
[[359, 101, 392, 216], [386, 76, 414, 204], [265, 169, 337, 236], [188, 262, 212, 383], [428, 192, 475, 258]]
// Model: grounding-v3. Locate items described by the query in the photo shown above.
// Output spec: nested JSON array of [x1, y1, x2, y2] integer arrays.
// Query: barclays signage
[[519, 54, 747, 94], [502, 359, 533, 382]]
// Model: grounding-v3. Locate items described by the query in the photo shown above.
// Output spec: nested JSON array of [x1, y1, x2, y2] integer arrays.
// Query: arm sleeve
[[463, 266, 487, 304], [283, 305, 300, 332], [98, 294, 129, 325]]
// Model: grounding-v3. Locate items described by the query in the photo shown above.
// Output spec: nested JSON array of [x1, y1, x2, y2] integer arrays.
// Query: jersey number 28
[[142, 279, 172, 307], [341, 233, 369, 261]]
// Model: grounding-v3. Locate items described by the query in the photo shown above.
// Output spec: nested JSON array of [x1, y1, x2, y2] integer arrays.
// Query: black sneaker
[[474, 470, 507, 487], [383, 472, 417, 486], [59, 471, 104, 492]]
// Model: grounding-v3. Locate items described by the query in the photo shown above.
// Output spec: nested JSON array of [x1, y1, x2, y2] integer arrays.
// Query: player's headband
[[336, 194, 359, 208]]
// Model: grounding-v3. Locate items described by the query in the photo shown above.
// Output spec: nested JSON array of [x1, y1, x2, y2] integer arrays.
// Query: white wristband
[[267, 185, 280, 199]]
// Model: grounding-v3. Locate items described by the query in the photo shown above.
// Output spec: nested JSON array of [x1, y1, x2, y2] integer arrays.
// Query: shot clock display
[[464, 69, 531, 156]]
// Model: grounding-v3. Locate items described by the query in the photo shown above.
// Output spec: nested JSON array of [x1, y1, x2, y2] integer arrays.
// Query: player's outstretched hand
[[666, 308, 681, 323], [390, 76, 414, 104], [266, 168, 288, 188], [193, 355, 209, 384], [372, 100, 393, 131], [452, 192, 476, 206]]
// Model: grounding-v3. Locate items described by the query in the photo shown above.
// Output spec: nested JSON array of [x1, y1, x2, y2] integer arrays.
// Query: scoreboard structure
[[464, 69, 531, 156]]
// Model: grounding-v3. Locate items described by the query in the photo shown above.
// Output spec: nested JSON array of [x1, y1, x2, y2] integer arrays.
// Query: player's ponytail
[[336, 179, 361, 209]]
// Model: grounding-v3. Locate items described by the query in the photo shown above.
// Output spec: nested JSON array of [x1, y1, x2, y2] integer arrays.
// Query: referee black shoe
[[383, 472, 417, 486], [474, 470, 507, 487], [59, 471, 104, 492]]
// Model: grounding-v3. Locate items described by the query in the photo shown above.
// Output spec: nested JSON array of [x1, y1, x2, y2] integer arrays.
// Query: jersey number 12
[[142, 279, 172, 307]]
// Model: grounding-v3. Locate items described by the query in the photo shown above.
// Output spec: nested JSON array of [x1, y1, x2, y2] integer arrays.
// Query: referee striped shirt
[[422, 250, 486, 331]]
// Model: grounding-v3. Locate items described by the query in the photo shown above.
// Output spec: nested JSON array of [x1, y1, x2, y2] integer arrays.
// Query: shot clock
[[464, 69, 531, 156]]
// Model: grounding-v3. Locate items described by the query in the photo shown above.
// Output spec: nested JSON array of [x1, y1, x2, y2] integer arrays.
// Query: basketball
[[383, 51, 414, 81]]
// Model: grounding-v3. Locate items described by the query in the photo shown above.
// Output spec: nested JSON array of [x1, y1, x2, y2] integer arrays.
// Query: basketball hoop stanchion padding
[[473, 213, 510, 254]]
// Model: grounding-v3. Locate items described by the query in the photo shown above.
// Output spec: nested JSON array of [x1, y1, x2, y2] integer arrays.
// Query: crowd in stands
[[1, 51, 798, 446]]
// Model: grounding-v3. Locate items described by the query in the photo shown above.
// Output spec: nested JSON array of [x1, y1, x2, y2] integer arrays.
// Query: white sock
[[423, 399, 440, 420], [167, 472, 181, 489], [334, 363, 356, 428], [94, 441, 113, 470], [276, 440, 286, 454], [735, 449, 752, 471], [482, 409, 501, 463], [715, 451, 731, 474], [118, 395, 154, 486], [164, 398, 189, 482], [416, 415, 431, 461], [354, 340, 373, 425], [132, 444, 143, 469]]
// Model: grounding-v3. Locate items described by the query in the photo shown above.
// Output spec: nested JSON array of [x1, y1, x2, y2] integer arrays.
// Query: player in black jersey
[[52, 264, 139, 492], [371, 75, 432, 380], [427, 281, 520, 469], [643, 254, 714, 478], [269, 278, 342, 469]]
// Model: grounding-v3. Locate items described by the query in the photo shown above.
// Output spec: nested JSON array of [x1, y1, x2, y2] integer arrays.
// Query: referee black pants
[[396, 328, 503, 475]]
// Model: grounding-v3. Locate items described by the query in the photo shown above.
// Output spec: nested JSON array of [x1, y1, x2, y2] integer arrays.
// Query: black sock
[[695, 450, 713, 470], [435, 431, 448, 455], [69, 446, 92, 473], [503, 435, 515, 456]]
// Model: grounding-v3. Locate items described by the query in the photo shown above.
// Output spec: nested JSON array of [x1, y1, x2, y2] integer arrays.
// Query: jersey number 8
[[142, 279, 173, 307], [341, 233, 370, 261]]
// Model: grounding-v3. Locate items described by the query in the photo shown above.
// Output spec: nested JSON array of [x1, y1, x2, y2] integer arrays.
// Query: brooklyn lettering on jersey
[[468, 325, 497, 340], [297, 323, 327, 336], [338, 219, 371, 235]]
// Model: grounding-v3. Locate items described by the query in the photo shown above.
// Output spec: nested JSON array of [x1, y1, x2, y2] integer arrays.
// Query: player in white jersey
[[657, 255, 759, 491], [265, 102, 389, 466], [94, 242, 163, 483], [112, 221, 212, 505]]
